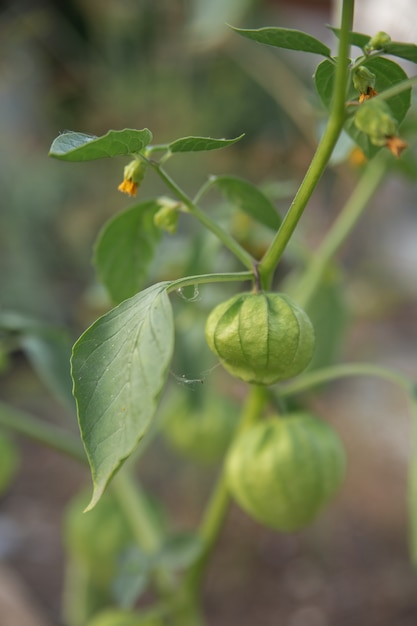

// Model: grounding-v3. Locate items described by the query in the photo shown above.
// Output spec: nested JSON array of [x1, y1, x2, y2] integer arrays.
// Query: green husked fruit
[[226, 414, 345, 531], [205, 292, 315, 385], [163, 392, 239, 464]]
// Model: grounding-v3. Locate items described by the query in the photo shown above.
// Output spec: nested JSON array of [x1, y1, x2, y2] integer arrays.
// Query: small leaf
[[49, 129, 153, 161], [94, 201, 162, 304], [212, 175, 281, 230], [315, 57, 410, 158], [71, 283, 174, 510], [231, 26, 331, 57], [168, 134, 244, 153], [329, 27, 371, 50], [154, 532, 203, 572]]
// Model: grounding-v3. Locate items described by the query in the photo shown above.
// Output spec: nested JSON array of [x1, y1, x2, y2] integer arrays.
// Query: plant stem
[[150, 162, 255, 270], [184, 385, 268, 598], [112, 470, 163, 552], [166, 271, 253, 294], [278, 362, 413, 397], [407, 388, 417, 567], [111, 469, 178, 598], [0, 401, 86, 463], [294, 149, 389, 309], [258, 0, 355, 288]]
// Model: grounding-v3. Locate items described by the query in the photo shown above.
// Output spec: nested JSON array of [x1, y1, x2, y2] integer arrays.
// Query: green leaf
[[49, 129, 152, 161], [94, 201, 162, 304], [330, 27, 417, 63], [168, 134, 244, 153], [0, 312, 74, 411], [211, 175, 281, 230], [231, 26, 331, 57], [315, 57, 410, 158], [329, 27, 371, 50], [303, 269, 348, 372], [154, 532, 203, 572], [71, 283, 174, 510], [112, 548, 150, 609], [384, 42, 417, 64], [0, 433, 19, 495]]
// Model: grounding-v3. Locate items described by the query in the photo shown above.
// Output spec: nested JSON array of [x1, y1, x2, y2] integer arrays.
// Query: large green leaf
[[315, 57, 410, 158], [94, 201, 161, 304], [231, 26, 331, 57], [384, 42, 417, 65], [71, 283, 174, 510], [212, 175, 281, 230], [49, 129, 152, 161], [168, 134, 244, 153]]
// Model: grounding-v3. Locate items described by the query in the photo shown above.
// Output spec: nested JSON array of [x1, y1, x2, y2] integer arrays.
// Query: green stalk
[[407, 389, 417, 567], [278, 362, 413, 397], [0, 401, 86, 463], [258, 0, 355, 288], [184, 385, 268, 598], [294, 149, 389, 309], [166, 271, 253, 294], [150, 162, 255, 270]]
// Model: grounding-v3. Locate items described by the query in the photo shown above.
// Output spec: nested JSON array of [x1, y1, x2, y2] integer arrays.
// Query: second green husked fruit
[[205, 292, 315, 385]]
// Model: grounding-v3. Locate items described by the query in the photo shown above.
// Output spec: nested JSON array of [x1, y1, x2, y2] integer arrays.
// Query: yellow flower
[[117, 179, 138, 197], [386, 136, 408, 158], [358, 87, 378, 103]]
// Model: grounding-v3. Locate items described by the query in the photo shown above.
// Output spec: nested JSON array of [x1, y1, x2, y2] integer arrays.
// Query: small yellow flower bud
[[117, 159, 147, 197]]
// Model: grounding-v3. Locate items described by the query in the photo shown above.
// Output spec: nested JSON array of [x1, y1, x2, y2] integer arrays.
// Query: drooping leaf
[[168, 134, 244, 153], [71, 283, 174, 510], [0, 312, 74, 411], [212, 175, 281, 230], [49, 129, 153, 161], [315, 57, 410, 158], [94, 201, 162, 304], [231, 26, 331, 57]]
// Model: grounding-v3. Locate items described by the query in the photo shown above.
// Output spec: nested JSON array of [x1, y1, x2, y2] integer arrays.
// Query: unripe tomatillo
[[205, 292, 315, 385], [226, 414, 346, 532]]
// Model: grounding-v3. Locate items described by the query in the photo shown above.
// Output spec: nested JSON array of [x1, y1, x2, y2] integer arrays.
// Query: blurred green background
[[1, 1, 417, 625]]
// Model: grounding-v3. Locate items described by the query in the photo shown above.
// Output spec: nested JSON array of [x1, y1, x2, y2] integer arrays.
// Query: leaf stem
[[258, 0, 354, 288], [293, 149, 389, 309], [0, 401, 86, 463], [149, 162, 255, 270], [166, 271, 254, 294], [184, 385, 268, 598], [278, 362, 414, 397]]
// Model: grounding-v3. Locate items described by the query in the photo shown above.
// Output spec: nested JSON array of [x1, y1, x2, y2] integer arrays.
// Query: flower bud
[[353, 66, 376, 95], [153, 197, 181, 234], [118, 159, 147, 197], [365, 31, 391, 54]]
